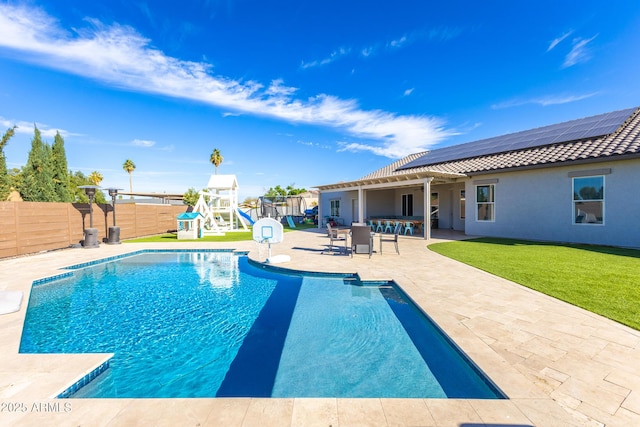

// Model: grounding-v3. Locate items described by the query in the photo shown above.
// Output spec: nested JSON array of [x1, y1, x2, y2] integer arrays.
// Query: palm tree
[[88, 171, 103, 186], [122, 159, 136, 197], [210, 149, 223, 174]]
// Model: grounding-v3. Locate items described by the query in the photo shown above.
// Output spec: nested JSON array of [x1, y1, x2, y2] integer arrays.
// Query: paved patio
[[1, 228, 639, 426]]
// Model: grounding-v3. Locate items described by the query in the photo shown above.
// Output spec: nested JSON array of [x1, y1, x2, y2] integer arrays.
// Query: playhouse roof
[[177, 212, 203, 220], [207, 174, 238, 190]]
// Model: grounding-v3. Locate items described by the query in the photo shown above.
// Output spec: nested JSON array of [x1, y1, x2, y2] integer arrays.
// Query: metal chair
[[380, 223, 402, 254], [404, 221, 414, 235], [367, 219, 375, 232], [384, 220, 393, 233]]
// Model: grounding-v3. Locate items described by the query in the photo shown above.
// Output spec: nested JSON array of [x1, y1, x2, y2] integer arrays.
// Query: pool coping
[[1, 230, 639, 426]]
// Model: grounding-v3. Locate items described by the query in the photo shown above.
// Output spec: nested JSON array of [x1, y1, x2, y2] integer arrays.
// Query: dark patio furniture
[[350, 225, 373, 258]]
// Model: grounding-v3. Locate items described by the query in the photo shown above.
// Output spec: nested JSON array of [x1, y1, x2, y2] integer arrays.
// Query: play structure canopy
[[207, 174, 238, 190]]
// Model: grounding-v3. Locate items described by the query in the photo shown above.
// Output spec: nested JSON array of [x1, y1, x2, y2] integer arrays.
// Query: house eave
[[465, 152, 640, 177], [315, 171, 465, 192]]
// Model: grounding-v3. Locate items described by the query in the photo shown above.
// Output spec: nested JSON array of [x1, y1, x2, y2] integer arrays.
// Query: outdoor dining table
[[334, 227, 350, 253], [368, 219, 425, 233]]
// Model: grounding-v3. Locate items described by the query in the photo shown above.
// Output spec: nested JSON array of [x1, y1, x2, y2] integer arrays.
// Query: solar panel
[[398, 107, 637, 170]]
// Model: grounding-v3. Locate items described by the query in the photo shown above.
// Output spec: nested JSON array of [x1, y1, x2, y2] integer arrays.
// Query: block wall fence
[[0, 201, 187, 258]]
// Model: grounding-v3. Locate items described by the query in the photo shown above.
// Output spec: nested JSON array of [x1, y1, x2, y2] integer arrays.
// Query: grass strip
[[428, 237, 640, 330], [124, 223, 318, 243]]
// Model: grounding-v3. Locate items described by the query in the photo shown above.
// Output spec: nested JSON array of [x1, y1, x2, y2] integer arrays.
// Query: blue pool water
[[20, 250, 504, 399]]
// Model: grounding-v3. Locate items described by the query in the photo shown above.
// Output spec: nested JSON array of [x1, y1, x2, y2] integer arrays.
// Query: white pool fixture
[[252, 217, 290, 264]]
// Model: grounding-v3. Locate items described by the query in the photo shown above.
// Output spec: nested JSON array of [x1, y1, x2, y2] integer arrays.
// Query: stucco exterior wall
[[428, 183, 466, 231], [319, 190, 356, 225], [464, 159, 640, 248]]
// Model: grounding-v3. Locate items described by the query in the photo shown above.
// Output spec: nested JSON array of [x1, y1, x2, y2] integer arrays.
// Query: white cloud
[[132, 139, 156, 147], [403, 88, 414, 97], [0, 117, 76, 138], [300, 47, 351, 69], [338, 114, 455, 157], [547, 30, 573, 52], [388, 35, 408, 49], [562, 35, 598, 68], [0, 4, 452, 159], [265, 79, 298, 97], [361, 46, 375, 57], [306, 26, 461, 64], [491, 92, 599, 110]]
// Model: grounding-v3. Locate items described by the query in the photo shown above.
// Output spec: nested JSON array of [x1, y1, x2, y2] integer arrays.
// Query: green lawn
[[428, 237, 640, 330], [124, 223, 318, 243]]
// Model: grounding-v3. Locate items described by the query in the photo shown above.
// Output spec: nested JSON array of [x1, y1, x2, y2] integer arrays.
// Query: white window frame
[[330, 199, 340, 217], [572, 175, 604, 225], [460, 190, 466, 220], [475, 184, 495, 222]]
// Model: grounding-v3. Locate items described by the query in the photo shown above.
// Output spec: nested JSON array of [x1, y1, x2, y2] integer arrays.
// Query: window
[[476, 185, 494, 221], [330, 199, 340, 217], [402, 194, 413, 216], [460, 190, 466, 219], [573, 176, 604, 224], [430, 193, 439, 219]]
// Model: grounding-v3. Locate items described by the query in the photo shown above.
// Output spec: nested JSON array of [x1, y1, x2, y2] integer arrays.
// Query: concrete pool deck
[[0, 228, 638, 426]]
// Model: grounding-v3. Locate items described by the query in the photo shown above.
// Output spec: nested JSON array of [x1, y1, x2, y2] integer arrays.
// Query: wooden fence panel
[[112, 204, 136, 240], [158, 206, 180, 232], [0, 202, 186, 258], [0, 202, 18, 258], [15, 202, 73, 255], [135, 205, 158, 237]]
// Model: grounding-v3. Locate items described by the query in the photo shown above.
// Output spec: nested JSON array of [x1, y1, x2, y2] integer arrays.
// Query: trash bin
[[107, 226, 121, 244], [83, 228, 99, 248]]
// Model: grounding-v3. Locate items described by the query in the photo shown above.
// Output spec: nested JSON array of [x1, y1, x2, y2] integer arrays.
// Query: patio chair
[[367, 219, 375, 232], [380, 222, 402, 254], [350, 225, 373, 258], [384, 220, 394, 233], [404, 221, 414, 235], [326, 223, 347, 254], [375, 220, 384, 233]]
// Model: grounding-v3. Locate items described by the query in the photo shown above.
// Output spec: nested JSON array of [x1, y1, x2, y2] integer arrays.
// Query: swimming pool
[[20, 250, 504, 399]]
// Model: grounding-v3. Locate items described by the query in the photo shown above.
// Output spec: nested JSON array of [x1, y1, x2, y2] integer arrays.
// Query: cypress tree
[[20, 126, 57, 202], [51, 131, 72, 202], [0, 126, 16, 201]]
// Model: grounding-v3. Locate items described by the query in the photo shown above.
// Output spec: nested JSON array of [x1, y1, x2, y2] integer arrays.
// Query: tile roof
[[370, 107, 640, 179], [358, 151, 429, 180], [318, 107, 640, 190]]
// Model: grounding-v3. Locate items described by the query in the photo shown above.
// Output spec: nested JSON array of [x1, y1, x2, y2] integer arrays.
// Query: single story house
[[315, 107, 640, 248]]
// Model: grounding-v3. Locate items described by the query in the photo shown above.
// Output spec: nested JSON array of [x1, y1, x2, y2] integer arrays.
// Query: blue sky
[[1, 1, 639, 200]]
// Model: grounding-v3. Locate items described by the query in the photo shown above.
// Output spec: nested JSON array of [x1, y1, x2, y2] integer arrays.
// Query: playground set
[[191, 174, 253, 236], [183, 174, 309, 238]]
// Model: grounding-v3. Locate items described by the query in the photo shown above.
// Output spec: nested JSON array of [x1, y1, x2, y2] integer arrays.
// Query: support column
[[358, 186, 364, 223], [423, 178, 433, 240], [317, 192, 322, 229]]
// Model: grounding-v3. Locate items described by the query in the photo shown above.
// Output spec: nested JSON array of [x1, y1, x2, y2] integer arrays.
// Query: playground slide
[[286, 215, 296, 228], [237, 208, 255, 225]]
